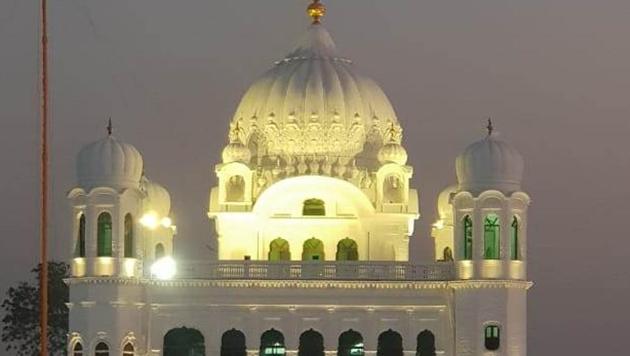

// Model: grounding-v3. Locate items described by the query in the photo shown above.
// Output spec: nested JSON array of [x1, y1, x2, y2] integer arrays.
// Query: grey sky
[[1, 0, 629, 355]]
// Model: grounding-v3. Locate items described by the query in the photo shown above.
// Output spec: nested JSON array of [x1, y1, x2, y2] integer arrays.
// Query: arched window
[[383, 175, 404, 203], [442, 247, 453, 261], [511, 216, 520, 260], [260, 328, 285, 356], [336, 238, 359, 261], [302, 237, 325, 261], [463, 215, 473, 260], [298, 329, 324, 356], [164, 327, 205, 356], [484, 214, 500, 259], [221, 329, 246, 356], [338, 329, 364, 356], [268, 238, 291, 261], [377, 329, 403, 356], [124, 213, 134, 258], [484, 325, 500, 351], [123, 343, 134, 356], [416, 330, 436, 356], [303, 198, 325, 216], [97, 212, 112, 257], [75, 214, 86, 257], [72, 342, 83, 356], [155, 243, 165, 259], [226, 175, 246, 202], [94, 342, 109, 356]]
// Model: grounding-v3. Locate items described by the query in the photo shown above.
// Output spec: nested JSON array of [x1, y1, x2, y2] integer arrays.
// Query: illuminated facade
[[66, 3, 531, 355]]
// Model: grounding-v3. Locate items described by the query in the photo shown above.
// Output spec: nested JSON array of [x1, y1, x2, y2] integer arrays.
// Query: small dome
[[222, 142, 251, 164], [77, 135, 143, 190], [141, 177, 171, 217], [436, 185, 457, 221], [456, 132, 524, 195], [377, 142, 408, 165]]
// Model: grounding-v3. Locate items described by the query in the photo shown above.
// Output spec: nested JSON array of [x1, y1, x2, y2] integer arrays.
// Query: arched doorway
[[163, 327, 205, 356], [226, 175, 245, 202], [302, 238, 325, 261], [377, 329, 403, 356], [221, 329, 246, 356], [298, 329, 324, 356], [268, 238, 291, 261], [416, 330, 436, 356], [336, 238, 358, 261], [260, 328, 285, 355], [338, 329, 364, 356]]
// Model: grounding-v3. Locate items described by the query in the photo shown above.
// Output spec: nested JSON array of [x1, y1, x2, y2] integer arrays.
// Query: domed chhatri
[[76, 132, 143, 191], [455, 124, 524, 195], [307, 0, 326, 24], [222, 122, 251, 164], [229, 21, 402, 169], [141, 176, 172, 218], [377, 123, 408, 165]]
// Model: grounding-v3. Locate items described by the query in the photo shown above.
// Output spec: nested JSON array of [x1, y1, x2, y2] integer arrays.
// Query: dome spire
[[107, 117, 113, 136], [486, 117, 494, 136], [307, 0, 326, 24]]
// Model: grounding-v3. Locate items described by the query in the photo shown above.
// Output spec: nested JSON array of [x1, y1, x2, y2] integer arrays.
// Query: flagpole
[[39, 0, 49, 354]]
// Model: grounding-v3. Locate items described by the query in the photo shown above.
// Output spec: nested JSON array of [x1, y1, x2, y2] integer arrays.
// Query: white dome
[[377, 142, 408, 165], [141, 177, 171, 217], [437, 185, 457, 221], [456, 133, 524, 195], [77, 135, 143, 190], [229, 24, 399, 164], [222, 141, 252, 164]]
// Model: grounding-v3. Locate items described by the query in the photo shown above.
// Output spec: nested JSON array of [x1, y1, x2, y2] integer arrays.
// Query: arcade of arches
[[268, 237, 359, 261], [162, 327, 436, 356]]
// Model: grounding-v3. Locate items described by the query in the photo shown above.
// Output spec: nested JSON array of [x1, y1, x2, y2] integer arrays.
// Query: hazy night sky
[[1, 0, 629, 354]]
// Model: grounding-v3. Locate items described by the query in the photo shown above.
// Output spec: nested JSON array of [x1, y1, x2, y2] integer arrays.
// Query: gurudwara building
[[65, 2, 532, 355]]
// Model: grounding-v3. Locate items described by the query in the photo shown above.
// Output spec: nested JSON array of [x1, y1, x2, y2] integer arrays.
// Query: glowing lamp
[[160, 217, 172, 228], [151, 256, 176, 280], [140, 212, 159, 229], [433, 219, 445, 230]]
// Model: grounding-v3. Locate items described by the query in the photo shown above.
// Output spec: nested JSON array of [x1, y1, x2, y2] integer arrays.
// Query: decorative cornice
[[66, 277, 532, 290]]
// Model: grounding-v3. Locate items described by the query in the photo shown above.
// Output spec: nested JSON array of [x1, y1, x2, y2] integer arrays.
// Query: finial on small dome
[[307, 0, 326, 24], [107, 117, 113, 136], [486, 117, 494, 136]]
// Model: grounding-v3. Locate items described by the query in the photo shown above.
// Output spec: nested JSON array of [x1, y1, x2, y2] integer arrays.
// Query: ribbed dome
[[456, 133, 524, 195], [230, 24, 399, 164], [141, 177, 171, 217], [222, 142, 252, 164], [377, 142, 408, 165], [77, 135, 143, 190]]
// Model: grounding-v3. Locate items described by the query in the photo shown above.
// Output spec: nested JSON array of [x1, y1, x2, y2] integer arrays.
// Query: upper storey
[[227, 23, 403, 171]]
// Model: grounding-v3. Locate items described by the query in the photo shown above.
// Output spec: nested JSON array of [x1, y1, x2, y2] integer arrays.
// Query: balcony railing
[[176, 261, 454, 281]]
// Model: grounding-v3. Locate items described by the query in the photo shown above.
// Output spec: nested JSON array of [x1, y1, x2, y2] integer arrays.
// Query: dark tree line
[[1, 262, 69, 356]]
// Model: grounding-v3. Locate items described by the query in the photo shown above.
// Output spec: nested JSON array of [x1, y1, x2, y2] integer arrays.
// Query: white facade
[[66, 5, 532, 356]]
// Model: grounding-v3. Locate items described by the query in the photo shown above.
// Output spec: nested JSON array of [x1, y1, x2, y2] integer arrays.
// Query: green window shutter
[[76, 214, 86, 257], [484, 214, 500, 259], [511, 216, 519, 260], [97, 212, 112, 257], [463, 216, 473, 260], [124, 214, 134, 258]]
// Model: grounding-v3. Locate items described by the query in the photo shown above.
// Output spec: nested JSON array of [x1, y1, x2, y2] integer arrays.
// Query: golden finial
[[307, 0, 326, 24]]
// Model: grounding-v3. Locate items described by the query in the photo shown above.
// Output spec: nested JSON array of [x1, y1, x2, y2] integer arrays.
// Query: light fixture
[[150, 256, 176, 280], [433, 219, 445, 230], [140, 211, 159, 229], [160, 217, 172, 228]]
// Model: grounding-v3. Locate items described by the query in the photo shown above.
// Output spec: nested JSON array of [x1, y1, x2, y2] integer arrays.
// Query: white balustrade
[[176, 261, 454, 281]]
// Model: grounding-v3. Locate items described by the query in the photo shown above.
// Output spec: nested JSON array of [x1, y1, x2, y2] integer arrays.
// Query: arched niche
[[163, 327, 205, 356], [302, 238, 325, 261]]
